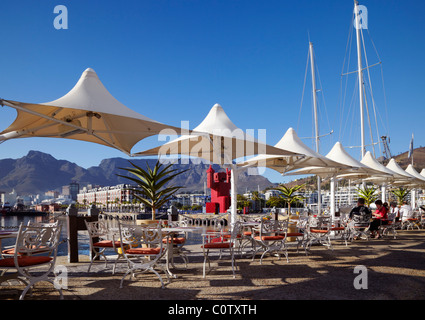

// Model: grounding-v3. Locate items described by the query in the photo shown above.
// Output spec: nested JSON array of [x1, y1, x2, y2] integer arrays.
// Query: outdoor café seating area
[[1, 207, 424, 300]]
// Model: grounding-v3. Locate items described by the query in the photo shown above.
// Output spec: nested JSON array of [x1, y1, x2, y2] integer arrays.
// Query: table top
[[163, 227, 203, 233]]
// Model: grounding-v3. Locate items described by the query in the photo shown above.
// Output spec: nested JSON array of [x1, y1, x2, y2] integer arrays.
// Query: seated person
[[349, 198, 372, 226], [370, 200, 388, 239], [389, 202, 400, 222], [400, 201, 413, 222]]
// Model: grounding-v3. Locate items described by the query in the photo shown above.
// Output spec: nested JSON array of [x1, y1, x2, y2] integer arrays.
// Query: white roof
[[1, 68, 175, 155], [421, 169, 425, 178], [237, 127, 347, 173], [135, 103, 299, 165], [285, 142, 381, 178]]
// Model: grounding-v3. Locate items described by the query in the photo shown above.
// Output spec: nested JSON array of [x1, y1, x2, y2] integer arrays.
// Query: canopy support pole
[[330, 177, 336, 219]]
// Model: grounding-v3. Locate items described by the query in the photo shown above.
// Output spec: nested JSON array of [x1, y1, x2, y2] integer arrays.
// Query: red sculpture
[[205, 165, 231, 214]]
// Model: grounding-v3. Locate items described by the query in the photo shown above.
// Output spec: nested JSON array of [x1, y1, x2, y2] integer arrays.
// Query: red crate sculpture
[[205, 165, 231, 214]]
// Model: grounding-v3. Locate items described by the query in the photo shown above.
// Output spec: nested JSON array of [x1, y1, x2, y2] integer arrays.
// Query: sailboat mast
[[354, 0, 366, 158], [309, 42, 322, 214]]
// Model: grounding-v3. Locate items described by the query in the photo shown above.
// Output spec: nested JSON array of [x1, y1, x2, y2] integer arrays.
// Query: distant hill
[[0, 151, 276, 195]]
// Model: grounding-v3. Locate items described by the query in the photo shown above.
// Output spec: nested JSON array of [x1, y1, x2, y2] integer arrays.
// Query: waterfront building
[[77, 184, 137, 209]]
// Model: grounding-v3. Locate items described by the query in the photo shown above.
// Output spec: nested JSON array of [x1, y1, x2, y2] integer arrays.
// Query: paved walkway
[[1, 229, 425, 300]]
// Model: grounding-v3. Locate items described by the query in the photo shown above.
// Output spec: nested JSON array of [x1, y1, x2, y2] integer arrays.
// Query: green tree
[[390, 187, 410, 205], [266, 196, 286, 208], [273, 184, 306, 213], [356, 185, 379, 207], [117, 161, 187, 220]]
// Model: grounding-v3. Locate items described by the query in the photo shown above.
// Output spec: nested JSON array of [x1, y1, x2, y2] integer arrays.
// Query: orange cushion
[[201, 242, 233, 249], [162, 237, 186, 245], [222, 234, 242, 239], [125, 247, 164, 255], [0, 256, 52, 268], [254, 235, 285, 241], [310, 229, 329, 234], [243, 231, 252, 236], [93, 240, 121, 248], [2, 246, 49, 256], [407, 219, 418, 221]]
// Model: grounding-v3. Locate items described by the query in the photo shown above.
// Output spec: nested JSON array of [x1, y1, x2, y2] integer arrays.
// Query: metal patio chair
[[0, 223, 64, 300], [201, 222, 242, 278], [251, 219, 289, 264], [117, 221, 169, 289], [85, 220, 123, 274]]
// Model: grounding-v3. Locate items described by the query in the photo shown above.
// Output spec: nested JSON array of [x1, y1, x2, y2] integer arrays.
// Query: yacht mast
[[309, 42, 322, 214], [354, 0, 366, 158]]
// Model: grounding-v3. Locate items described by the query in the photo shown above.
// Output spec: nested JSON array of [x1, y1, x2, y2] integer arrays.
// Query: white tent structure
[[386, 159, 418, 186], [237, 127, 351, 214], [135, 103, 300, 226], [337, 151, 403, 203], [286, 142, 382, 179], [337, 152, 397, 181], [237, 127, 346, 173], [285, 142, 382, 216], [405, 165, 425, 208], [421, 169, 425, 179], [405, 165, 425, 186], [0, 68, 178, 155]]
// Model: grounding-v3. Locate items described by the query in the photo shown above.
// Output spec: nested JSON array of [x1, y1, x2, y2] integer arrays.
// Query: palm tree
[[273, 184, 305, 217], [390, 187, 410, 205], [356, 185, 379, 207], [117, 160, 187, 220]]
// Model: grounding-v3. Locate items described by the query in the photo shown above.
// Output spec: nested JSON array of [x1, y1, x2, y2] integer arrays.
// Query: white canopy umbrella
[[135, 103, 299, 226], [285, 142, 382, 216], [404, 164, 425, 208], [238, 127, 350, 215], [405, 165, 425, 186], [0, 68, 179, 155], [421, 169, 425, 179], [337, 151, 396, 180], [385, 159, 419, 186], [337, 151, 403, 203], [286, 142, 382, 179], [237, 127, 346, 172]]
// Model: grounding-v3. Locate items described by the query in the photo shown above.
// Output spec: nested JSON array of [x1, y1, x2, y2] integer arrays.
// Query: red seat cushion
[[222, 234, 242, 239], [201, 242, 233, 249], [2, 246, 49, 256], [331, 227, 345, 231], [93, 240, 121, 248], [310, 229, 329, 234], [0, 256, 52, 268], [162, 237, 186, 245], [125, 247, 164, 255], [254, 235, 285, 241]]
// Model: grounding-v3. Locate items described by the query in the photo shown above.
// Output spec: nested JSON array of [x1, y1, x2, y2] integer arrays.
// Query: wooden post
[[66, 204, 99, 263]]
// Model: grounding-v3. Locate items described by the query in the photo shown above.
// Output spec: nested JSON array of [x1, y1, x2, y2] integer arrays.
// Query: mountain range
[[0, 151, 276, 195], [2, 147, 424, 196]]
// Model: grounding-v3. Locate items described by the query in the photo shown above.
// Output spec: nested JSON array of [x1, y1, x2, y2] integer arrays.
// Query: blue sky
[[1, 0, 424, 184]]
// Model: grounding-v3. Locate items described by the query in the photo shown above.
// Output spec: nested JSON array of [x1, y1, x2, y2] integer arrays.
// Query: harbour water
[[0, 214, 209, 257], [0, 214, 90, 257]]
